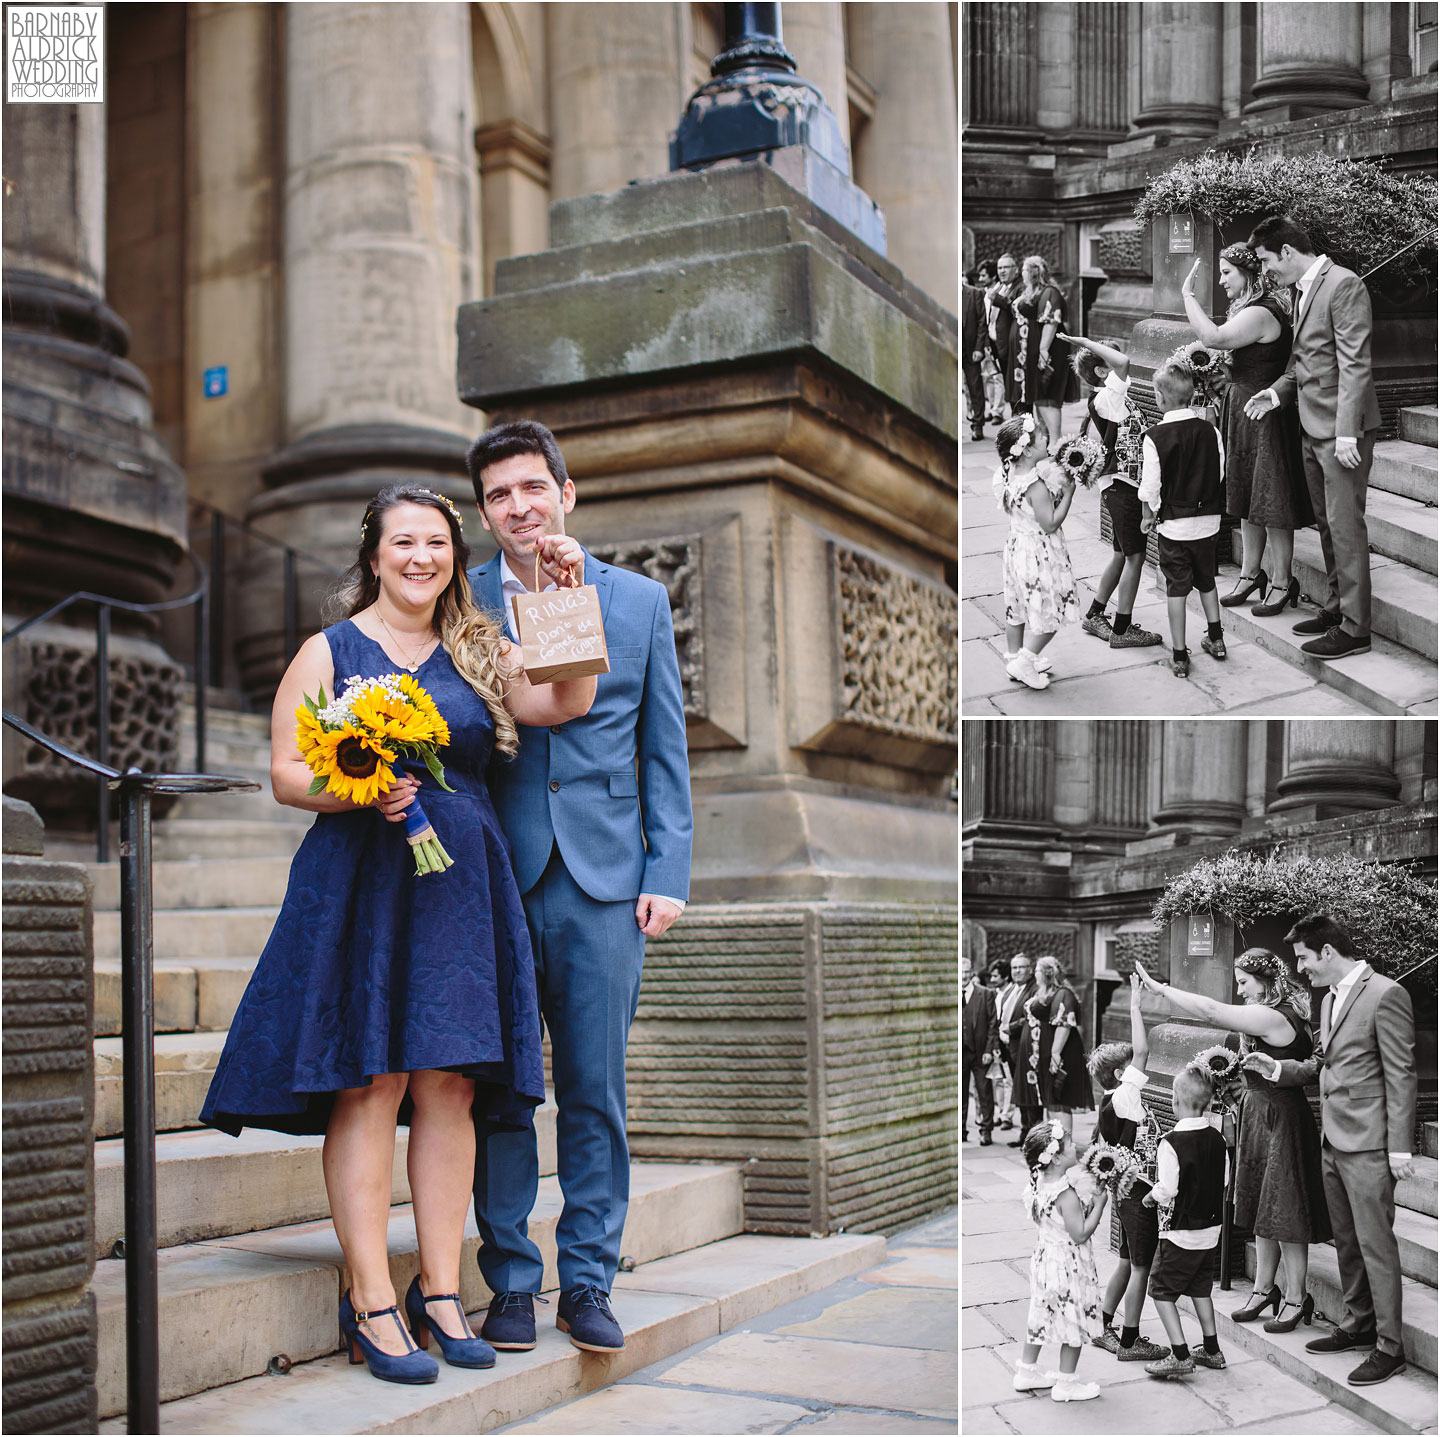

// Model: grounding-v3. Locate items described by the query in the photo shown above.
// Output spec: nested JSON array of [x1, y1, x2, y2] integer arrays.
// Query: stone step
[[97, 1228, 885, 1433], [88, 857, 295, 912], [93, 1103, 560, 1257], [1204, 584, 1436, 715], [167, 786, 305, 824], [1400, 405, 1438, 449], [1371, 439, 1438, 505], [1289, 531, 1437, 661], [1243, 1238, 1437, 1375], [1422, 1121, 1438, 1161], [1396, 1156, 1438, 1219], [1194, 1285, 1438, 1435], [1392, 1207, 1439, 1289], [45, 819, 307, 867], [1367, 488, 1438, 575], [93, 905, 280, 961], [93, 957, 254, 1037], [91, 1160, 750, 1420], [93, 1031, 229, 1137]]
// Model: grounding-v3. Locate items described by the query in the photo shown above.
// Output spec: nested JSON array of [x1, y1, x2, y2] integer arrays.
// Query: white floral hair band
[[1009, 413, 1036, 458], [1035, 1119, 1065, 1169]]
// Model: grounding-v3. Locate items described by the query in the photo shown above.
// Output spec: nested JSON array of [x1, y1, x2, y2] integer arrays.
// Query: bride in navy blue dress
[[201, 485, 596, 1384]]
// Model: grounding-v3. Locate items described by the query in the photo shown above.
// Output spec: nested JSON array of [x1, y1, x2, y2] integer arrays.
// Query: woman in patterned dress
[[1026, 955, 1095, 1137]]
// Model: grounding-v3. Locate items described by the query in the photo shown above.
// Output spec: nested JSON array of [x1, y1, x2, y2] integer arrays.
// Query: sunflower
[[295, 705, 325, 758], [1186, 1044, 1241, 1086], [306, 724, 398, 806], [349, 686, 442, 746]]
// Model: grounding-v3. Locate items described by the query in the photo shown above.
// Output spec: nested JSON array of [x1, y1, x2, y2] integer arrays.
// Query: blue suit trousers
[[473, 846, 645, 1294]]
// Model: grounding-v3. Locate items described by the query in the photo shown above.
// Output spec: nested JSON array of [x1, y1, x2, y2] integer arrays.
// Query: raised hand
[[1182, 258, 1202, 296]]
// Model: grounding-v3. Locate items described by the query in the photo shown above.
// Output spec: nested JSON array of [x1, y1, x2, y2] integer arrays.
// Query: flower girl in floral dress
[[994, 413, 1081, 691], [1014, 1120, 1109, 1403]]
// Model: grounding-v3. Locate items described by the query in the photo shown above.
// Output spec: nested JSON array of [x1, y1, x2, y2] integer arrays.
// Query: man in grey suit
[[1244, 913, 1416, 1388], [1244, 215, 1381, 661]]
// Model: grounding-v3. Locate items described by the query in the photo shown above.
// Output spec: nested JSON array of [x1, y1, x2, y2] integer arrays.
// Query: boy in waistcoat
[[1141, 1068, 1229, 1378], [1138, 361, 1227, 679]]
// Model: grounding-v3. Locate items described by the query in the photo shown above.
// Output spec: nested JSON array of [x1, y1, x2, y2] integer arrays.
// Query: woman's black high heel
[[1251, 577, 1300, 617], [339, 1290, 439, 1384], [1231, 1284, 1282, 1322], [1264, 1293, 1315, 1333], [1221, 569, 1267, 607]]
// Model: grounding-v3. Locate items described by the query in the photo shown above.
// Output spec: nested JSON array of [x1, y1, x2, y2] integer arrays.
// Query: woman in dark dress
[[201, 487, 596, 1382], [1181, 245, 1313, 617], [1025, 955, 1094, 1137], [1134, 949, 1331, 1334], [1013, 256, 1074, 440]]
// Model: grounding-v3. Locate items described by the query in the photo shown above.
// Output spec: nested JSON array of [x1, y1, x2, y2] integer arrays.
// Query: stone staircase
[[1218, 404, 1438, 715], [82, 699, 883, 1431], [1185, 1149, 1440, 1435]]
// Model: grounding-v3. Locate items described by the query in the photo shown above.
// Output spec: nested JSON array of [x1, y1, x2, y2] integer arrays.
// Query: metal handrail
[[2, 711, 258, 1436]]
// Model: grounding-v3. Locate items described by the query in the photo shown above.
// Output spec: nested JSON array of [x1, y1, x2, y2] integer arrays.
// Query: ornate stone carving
[[1098, 226, 1145, 277], [587, 536, 705, 718], [19, 638, 181, 783], [971, 231, 1062, 271], [983, 927, 1078, 974], [833, 547, 957, 746]]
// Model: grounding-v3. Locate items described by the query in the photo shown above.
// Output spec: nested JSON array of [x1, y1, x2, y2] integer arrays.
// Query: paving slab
[[985, 659, 1221, 716], [1180, 1348, 1333, 1427], [988, 1374, 1228, 1434], [959, 1202, 1033, 1236], [959, 1346, 1024, 1409], [962, 1306, 1008, 1350], [498, 1382, 808, 1433], [858, 1247, 956, 1290], [969, 1298, 1030, 1343], [655, 1333, 955, 1422], [960, 1260, 1029, 1306], [791, 1413, 956, 1434], [1227, 1406, 1387, 1434], [961, 637, 1016, 703], [961, 600, 1002, 640], [777, 1286, 956, 1352], [904, 1212, 958, 1246]]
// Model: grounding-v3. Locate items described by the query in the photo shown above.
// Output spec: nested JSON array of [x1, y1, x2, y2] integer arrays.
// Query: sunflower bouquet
[[296, 672, 457, 876], [1049, 430, 1107, 489], [1079, 1139, 1142, 1193], [1167, 341, 1232, 405]]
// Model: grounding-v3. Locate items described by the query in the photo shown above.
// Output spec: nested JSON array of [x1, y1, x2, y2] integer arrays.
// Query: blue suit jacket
[[469, 549, 693, 905]]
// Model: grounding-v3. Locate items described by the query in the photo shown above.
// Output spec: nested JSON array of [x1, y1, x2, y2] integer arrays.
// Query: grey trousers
[[1321, 1141, 1405, 1358], [1298, 429, 1376, 639]]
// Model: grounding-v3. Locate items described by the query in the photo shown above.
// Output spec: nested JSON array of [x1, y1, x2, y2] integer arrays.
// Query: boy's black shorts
[[1116, 1185, 1159, 1267], [1148, 1238, 1218, 1302], [1157, 531, 1218, 598], [1103, 481, 1145, 556]]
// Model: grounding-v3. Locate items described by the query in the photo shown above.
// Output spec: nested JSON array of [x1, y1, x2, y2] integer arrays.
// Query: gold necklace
[[376, 610, 436, 672]]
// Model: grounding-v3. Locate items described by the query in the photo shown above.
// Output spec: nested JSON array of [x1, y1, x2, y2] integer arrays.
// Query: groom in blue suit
[[465, 420, 693, 1353]]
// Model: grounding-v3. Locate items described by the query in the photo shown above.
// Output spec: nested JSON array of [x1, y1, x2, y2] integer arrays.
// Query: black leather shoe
[[558, 1285, 624, 1352], [1293, 608, 1341, 635], [1348, 1350, 1406, 1386], [1007, 1138, 1025, 1147], [479, 1291, 538, 1351], [1306, 1327, 1377, 1354], [980, 1134, 993, 1146], [1301, 627, 1371, 659], [1220, 569, 1266, 607]]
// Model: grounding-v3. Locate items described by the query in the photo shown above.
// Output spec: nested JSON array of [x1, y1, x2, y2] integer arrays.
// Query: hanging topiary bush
[[1151, 849, 1437, 998], [1133, 149, 1438, 297]]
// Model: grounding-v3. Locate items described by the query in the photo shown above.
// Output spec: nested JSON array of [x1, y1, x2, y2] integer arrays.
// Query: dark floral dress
[[997, 458, 1080, 635], [1027, 987, 1094, 1113]]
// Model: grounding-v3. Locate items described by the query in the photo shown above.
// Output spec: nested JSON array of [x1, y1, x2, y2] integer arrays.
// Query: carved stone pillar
[[1245, 2, 1369, 120], [971, 721, 1057, 840], [845, 2, 957, 312], [1075, 2, 1129, 134], [1132, 2, 1223, 138], [1092, 721, 1150, 834], [238, 1, 480, 696], [1152, 722, 1247, 837], [963, 2, 1038, 135], [1268, 721, 1400, 819]]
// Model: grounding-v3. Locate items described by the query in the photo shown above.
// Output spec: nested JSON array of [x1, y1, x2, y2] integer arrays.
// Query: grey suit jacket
[[1271, 967, 1417, 1153], [1271, 259, 1381, 441]]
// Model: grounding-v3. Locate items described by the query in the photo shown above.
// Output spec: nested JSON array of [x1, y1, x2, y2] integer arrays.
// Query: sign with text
[[7, 6, 104, 102], [203, 366, 228, 398], [1168, 212, 1195, 254], [511, 580, 610, 685], [1186, 913, 1214, 957]]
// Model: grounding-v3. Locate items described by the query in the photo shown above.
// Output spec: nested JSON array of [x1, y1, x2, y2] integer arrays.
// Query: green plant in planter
[[1134, 149, 1438, 297], [1151, 849, 1437, 999]]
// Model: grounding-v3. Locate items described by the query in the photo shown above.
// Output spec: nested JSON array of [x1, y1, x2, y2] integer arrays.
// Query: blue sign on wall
[[203, 366, 228, 398]]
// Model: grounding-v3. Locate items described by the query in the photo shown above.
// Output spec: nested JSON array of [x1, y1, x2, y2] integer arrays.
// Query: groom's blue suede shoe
[[479, 1291, 540, 1350], [557, 1286, 625, 1352]]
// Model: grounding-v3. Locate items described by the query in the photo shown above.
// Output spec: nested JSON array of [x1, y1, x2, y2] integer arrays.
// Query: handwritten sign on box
[[511, 582, 610, 684]]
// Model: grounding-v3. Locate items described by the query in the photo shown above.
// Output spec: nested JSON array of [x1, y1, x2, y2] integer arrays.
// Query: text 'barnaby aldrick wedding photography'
[[6, 6, 104, 103]]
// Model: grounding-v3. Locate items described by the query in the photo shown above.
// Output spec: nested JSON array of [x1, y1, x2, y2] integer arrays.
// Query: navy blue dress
[[201, 620, 546, 1137]]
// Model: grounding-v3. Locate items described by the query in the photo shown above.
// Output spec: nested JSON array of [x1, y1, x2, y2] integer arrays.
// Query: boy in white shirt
[[1138, 361, 1228, 678]]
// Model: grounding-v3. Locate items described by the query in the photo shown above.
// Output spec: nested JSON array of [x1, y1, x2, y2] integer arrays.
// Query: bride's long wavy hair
[[326, 485, 519, 758], [1234, 945, 1311, 1052]]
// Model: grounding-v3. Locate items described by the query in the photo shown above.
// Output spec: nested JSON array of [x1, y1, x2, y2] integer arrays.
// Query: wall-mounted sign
[[203, 366, 228, 398], [1187, 913, 1214, 957], [1168, 213, 1195, 254]]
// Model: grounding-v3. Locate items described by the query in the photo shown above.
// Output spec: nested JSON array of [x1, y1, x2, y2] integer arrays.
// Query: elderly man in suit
[[962, 272, 992, 442], [1244, 215, 1381, 661], [962, 956, 1001, 1146], [1244, 913, 1416, 1388], [1000, 953, 1041, 1145]]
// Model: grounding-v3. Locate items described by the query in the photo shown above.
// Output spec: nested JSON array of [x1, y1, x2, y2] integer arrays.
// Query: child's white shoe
[[1012, 1360, 1057, 1392], [1006, 649, 1050, 689], [1051, 1376, 1100, 1402], [1003, 649, 1053, 675]]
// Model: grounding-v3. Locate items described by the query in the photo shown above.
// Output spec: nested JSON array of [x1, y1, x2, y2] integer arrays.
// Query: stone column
[[1132, 2, 1223, 138], [977, 722, 1056, 834], [1245, 2, 1369, 119], [546, 2, 680, 202], [846, 3, 957, 312], [781, 2, 850, 156], [1268, 721, 1401, 819], [238, 2, 480, 694], [962, 1, 1038, 133], [1091, 721, 1150, 833], [1152, 722, 1247, 837]]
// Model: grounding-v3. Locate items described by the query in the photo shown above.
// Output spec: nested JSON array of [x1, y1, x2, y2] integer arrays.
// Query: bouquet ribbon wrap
[[398, 760, 454, 875]]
